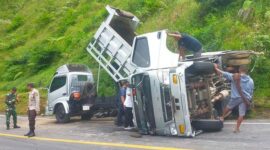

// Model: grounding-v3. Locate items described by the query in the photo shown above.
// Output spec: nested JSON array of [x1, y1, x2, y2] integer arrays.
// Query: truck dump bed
[[86, 6, 140, 81]]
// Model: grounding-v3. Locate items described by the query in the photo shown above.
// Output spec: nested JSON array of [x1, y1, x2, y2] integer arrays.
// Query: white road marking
[[224, 122, 270, 125]]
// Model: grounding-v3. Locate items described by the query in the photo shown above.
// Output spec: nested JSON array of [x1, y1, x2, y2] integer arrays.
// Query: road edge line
[[0, 133, 190, 150]]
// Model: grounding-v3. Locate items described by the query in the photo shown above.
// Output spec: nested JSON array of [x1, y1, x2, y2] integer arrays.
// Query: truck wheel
[[186, 62, 215, 75], [55, 104, 70, 123], [191, 119, 223, 132], [81, 113, 93, 120]]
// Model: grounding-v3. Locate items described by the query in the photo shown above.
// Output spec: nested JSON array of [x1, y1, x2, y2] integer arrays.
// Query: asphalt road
[[0, 115, 270, 150]]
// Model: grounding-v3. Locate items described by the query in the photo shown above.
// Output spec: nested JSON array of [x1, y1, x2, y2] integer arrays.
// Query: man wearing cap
[[5, 87, 20, 130]]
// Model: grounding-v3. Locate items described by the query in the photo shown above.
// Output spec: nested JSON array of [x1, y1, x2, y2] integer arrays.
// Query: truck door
[[169, 72, 194, 137], [48, 76, 68, 109]]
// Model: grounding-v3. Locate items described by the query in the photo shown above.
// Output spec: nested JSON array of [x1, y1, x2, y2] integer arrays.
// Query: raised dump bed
[[86, 6, 140, 81]]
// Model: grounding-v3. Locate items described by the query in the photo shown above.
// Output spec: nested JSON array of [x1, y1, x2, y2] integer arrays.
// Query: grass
[[0, 0, 269, 115]]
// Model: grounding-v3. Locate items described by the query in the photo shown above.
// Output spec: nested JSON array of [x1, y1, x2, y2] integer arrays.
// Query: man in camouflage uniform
[[5, 87, 20, 130]]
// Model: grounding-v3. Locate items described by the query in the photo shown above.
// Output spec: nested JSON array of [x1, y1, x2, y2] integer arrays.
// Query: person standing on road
[[167, 32, 203, 61], [214, 64, 254, 133], [124, 82, 134, 130], [24, 83, 40, 137], [116, 81, 127, 126], [5, 87, 20, 130]]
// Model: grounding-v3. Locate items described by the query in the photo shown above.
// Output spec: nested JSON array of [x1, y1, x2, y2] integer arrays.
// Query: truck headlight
[[170, 123, 178, 135]]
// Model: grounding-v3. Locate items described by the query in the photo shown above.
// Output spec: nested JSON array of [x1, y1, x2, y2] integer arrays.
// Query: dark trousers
[[6, 109, 17, 127], [117, 106, 125, 126], [28, 110, 36, 131], [124, 107, 134, 128]]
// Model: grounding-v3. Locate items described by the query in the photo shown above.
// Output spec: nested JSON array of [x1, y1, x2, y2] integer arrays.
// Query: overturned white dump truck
[[87, 6, 256, 137]]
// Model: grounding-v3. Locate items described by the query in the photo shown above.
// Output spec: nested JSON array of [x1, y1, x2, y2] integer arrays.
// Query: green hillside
[[0, 0, 269, 110]]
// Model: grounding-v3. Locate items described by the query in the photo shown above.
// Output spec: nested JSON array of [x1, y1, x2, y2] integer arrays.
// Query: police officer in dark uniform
[[5, 87, 20, 130], [168, 32, 203, 61]]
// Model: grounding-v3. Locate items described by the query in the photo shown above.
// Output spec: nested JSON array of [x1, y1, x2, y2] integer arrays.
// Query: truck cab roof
[[55, 64, 92, 76]]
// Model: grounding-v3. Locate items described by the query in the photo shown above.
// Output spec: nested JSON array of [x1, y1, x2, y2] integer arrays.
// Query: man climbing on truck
[[214, 64, 254, 133], [167, 32, 203, 60]]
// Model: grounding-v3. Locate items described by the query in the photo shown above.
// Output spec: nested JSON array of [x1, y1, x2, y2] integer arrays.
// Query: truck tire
[[81, 113, 93, 120], [186, 62, 215, 75], [55, 104, 70, 123], [191, 119, 223, 132]]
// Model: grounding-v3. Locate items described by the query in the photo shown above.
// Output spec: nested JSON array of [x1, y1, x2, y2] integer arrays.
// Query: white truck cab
[[47, 64, 96, 123], [87, 6, 255, 137]]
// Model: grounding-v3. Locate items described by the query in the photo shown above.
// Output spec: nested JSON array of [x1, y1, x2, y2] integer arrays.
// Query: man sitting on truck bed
[[214, 64, 254, 133], [167, 32, 203, 61]]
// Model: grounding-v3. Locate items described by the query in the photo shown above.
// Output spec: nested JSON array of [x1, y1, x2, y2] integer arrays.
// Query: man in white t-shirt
[[124, 82, 134, 130]]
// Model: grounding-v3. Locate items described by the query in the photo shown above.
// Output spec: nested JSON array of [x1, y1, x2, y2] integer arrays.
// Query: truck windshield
[[50, 76, 67, 93], [70, 74, 93, 93], [132, 37, 150, 67]]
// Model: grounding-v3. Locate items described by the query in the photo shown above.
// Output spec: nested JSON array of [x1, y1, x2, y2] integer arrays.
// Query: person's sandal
[[219, 117, 224, 122], [233, 129, 240, 133]]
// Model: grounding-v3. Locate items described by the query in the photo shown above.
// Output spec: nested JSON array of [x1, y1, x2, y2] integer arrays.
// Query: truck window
[[50, 76, 67, 93], [70, 74, 93, 93], [166, 35, 178, 53], [132, 38, 150, 68], [78, 75, 88, 81]]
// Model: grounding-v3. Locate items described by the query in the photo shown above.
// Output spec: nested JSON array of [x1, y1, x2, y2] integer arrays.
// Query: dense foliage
[[0, 0, 269, 106]]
